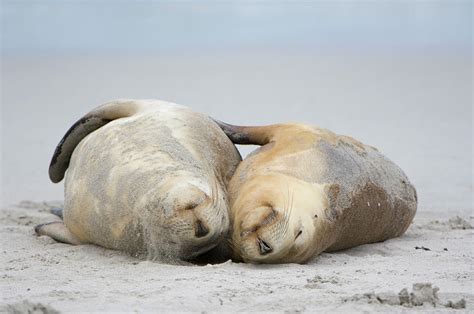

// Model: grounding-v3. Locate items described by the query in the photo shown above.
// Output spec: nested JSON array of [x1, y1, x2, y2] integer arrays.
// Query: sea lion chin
[[216, 121, 417, 264], [35, 99, 242, 262]]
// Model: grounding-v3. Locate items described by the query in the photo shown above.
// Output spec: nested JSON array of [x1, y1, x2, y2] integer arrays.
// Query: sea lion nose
[[194, 220, 209, 238], [257, 238, 273, 255]]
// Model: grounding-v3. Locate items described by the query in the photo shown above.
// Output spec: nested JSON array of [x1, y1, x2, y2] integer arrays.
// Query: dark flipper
[[50, 207, 63, 219], [212, 119, 275, 146], [35, 222, 82, 245], [49, 100, 142, 183]]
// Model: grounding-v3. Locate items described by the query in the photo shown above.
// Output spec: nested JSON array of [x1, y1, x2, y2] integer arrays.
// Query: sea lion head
[[141, 173, 230, 261], [230, 173, 332, 264]]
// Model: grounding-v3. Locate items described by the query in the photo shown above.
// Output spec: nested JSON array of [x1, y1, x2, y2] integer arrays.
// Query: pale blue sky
[[2, 0, 472, 56]]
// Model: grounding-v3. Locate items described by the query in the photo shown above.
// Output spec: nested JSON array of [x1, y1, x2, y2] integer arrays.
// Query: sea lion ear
[[211, 119, 275, 146], [49, 100, 142, 183]]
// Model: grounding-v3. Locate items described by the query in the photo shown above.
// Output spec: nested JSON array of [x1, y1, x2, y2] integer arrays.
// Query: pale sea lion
[[35, 99, 242, 261], [215, 122, 417, 264]]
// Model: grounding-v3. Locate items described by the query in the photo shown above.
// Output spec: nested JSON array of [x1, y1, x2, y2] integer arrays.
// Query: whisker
[[283, 184, 294, 236], [212, 178, 216, 206], [272, 184, 288, 239], [211, 175, 215, 204], [215, 177, 219, 205], [209, 173, 220, 208], [275, 181, 292, 238]]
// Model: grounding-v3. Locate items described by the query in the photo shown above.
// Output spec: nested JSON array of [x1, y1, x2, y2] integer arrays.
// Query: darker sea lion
[[216, 121, 417, 264]]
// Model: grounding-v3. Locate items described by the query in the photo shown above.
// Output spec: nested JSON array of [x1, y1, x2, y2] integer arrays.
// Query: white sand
[[1, 51, 472, 313], [1, 201, 472, 312], [2, 2, 472, 310]]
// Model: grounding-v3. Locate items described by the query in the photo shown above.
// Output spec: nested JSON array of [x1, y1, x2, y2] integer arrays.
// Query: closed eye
[[295, 230, 303, 239]]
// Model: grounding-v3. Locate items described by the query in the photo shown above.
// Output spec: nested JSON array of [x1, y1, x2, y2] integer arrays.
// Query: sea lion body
[[217, 123, 417, 263], [37, 100, 241, 261]]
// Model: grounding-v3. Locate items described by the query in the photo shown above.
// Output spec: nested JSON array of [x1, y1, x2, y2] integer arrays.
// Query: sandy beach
[[2, 2, 472, 312], [1, 201, 472, 312], [2, 51, 472, 313]]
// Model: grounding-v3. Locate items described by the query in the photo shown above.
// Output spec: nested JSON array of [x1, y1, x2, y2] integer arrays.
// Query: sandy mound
[[345, 283, 466, 309], [2, 300, 60, 314]]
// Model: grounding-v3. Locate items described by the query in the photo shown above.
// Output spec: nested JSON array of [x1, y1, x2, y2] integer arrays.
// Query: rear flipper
[[35, 222, 82, 245], [49, 100, 143, 183], [212, 119, 281, 146]]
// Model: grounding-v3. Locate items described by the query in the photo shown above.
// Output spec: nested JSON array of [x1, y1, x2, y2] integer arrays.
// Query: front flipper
[[35, 222, 82, 245], [50, 207, 63, 219]]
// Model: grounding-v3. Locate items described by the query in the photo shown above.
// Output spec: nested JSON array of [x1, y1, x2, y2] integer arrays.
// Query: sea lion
[[35, 99, 242, 261], [215, 122, 417, 264]]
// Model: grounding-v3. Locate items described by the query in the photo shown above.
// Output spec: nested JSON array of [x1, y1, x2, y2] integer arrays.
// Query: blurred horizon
[[2, 1, 472, 57], [1, 1, 472, 210]]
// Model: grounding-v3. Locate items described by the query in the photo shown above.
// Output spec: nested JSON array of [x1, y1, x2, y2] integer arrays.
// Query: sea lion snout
[[194, 219, 209, 238], [256, 237, 273, 255], [166, 184, 230, 258], [233, 206, 286, 261], [178, 186, 227, 240]]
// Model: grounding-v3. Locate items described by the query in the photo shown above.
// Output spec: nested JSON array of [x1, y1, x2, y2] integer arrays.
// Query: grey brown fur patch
[[325, 184, 340, 221]]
